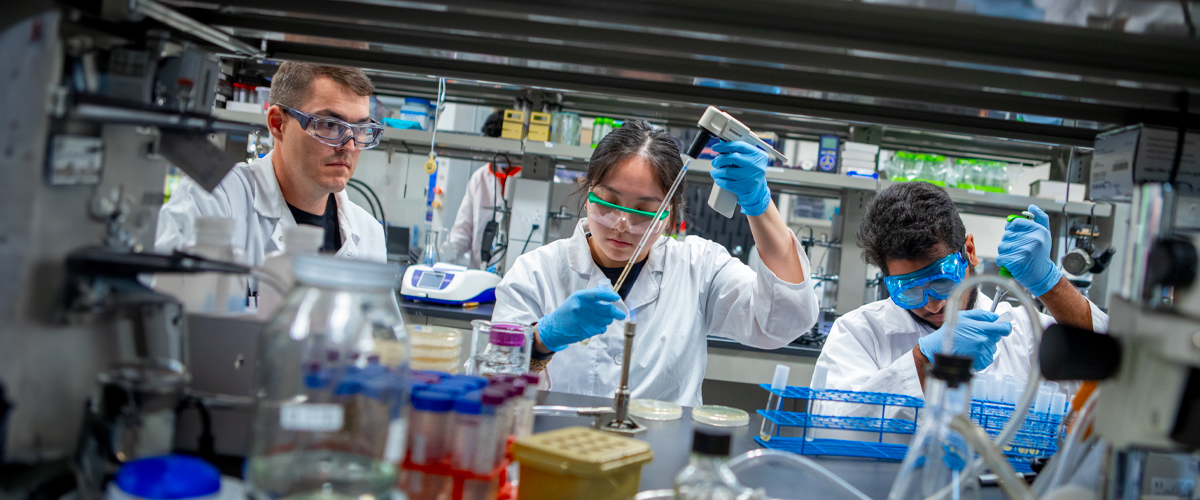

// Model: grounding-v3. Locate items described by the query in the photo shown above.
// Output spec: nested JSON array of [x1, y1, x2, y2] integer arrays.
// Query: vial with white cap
[[759, 364, 790, 441]]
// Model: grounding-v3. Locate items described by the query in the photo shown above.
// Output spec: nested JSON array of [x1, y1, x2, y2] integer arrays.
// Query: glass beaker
[[246, 255, 411, 500], [468, 320, 532, 377]]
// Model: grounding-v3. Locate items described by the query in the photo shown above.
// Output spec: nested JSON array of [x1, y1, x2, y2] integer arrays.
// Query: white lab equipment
[[154, 216, 246, 314], [696, 107, 790, 218], [401, 263, 501, 305], [255, 225, 323, 318]]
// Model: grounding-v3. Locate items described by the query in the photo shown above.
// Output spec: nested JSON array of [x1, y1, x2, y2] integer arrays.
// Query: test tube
[[1034, 384, 1051, 414], [759, 364, 790, 441], [404, 390, 454, 500], [510, 378, 530, 437], [462, 389, 504, 500], [517, 373, 540, 438], [1051, 392, 1067, 416]]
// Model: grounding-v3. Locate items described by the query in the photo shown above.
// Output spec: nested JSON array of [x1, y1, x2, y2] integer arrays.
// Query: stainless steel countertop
[[532, 391, 1005, 499]]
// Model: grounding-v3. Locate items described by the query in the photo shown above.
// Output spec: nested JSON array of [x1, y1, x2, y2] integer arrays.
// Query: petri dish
[[691, 405, 750, 427], [629, 399, 683, 421]]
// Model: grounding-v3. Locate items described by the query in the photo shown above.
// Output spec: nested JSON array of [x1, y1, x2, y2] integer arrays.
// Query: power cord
[[519, 224, 540, 255]]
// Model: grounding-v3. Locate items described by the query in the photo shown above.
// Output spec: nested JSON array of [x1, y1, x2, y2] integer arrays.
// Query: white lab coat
[[493, 218, 820, 407], [155, 151, 387, 270], [443, 164, 506, 269], [810, 292, 1109, 440]]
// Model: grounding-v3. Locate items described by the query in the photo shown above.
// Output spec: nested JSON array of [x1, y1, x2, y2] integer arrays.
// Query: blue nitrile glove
[[537, 286, 626, 352], [997, 204, 1063, 297], [710, 141, 771, 217], [917, 310, 1013, 371]]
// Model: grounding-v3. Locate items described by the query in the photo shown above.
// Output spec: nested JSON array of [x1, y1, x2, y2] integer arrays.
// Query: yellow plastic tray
[[513, 426, 654, 500]]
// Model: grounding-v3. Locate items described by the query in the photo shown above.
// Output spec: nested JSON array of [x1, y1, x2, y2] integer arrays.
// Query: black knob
[[1039, 324, 1122, 381], [1146, 235, 1197, 289]]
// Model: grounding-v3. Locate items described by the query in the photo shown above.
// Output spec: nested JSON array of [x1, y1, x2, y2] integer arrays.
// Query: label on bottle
[[384, 418, 407, 463], [280, 403, 344, 432]]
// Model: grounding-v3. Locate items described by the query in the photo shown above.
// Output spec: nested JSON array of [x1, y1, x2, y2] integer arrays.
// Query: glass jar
[[986, 161, 1010, 193], [953, 159, 975, 189], [923, 154, 948, 186], [247, 255, 410, 500], [903, 153, 923, 182], [887, 151, 911, 181], [469, 321, 532, 377]]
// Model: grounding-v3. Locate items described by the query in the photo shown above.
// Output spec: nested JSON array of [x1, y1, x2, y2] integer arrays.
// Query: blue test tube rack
[[755, 385, 1062, 474]]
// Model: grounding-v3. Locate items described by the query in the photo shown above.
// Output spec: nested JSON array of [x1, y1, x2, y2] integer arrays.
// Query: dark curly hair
[[858, 181, 965, 276]]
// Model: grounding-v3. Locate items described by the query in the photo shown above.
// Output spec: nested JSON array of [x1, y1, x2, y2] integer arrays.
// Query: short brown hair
[[269, 62, 374, 109]]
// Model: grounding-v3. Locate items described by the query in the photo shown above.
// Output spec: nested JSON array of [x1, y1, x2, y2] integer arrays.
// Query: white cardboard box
[[1030, 180, 1085, 203], [1091, 124, 1200, 202]]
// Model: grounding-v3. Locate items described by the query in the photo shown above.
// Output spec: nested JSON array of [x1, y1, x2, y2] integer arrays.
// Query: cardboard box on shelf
[[1030, 180, 1086, 203]]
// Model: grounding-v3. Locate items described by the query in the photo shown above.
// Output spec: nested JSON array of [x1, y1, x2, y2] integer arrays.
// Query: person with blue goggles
[[808, 182, 1109, 429]]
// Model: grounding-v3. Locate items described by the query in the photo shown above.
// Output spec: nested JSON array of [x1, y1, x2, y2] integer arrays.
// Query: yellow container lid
[[513, 427, 654, 477]]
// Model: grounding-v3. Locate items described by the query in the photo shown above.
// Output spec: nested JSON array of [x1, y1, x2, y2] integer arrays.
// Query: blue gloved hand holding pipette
[[538, 285, 626, 351], [917, 310, 1013, 371], [710, 141, 771, 217], [997, 204, 1063, 297]]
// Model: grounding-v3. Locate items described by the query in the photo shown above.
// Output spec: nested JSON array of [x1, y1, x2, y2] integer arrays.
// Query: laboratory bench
[[533, 390, 1006, 500]]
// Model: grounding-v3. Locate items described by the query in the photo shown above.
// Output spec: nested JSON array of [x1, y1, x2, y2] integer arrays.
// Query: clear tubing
[[726, 449, 873, 500], [929, 274, 1045, 500], [1036, 388, 1101, 497], [613, 157, 692, 291], [950, 415, 1034, 500]]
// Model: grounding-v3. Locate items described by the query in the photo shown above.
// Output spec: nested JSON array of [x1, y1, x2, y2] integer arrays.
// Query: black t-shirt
[[288, 194, 342, 253], [597, 259, 646, 300]]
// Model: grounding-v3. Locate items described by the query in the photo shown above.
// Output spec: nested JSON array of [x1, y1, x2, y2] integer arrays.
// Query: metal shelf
[[211, 108, 1110, 217]]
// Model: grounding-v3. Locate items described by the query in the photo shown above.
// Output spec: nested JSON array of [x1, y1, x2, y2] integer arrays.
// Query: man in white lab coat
[[812, 182, 1108, 428], [156, 62, 387, 269]]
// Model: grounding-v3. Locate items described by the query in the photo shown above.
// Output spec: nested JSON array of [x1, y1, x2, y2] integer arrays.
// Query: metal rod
[[613, 320, 636, 423], [135, 0, 266, 58]]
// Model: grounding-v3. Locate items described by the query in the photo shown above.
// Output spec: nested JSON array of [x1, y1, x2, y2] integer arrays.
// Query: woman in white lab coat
[[492, 120, 819, 407]]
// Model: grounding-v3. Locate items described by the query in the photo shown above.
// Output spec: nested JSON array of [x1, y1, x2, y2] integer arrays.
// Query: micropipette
[[991, 211, 1034, 313]]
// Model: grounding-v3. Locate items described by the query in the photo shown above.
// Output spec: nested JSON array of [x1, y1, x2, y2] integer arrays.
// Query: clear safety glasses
[[586, 192, 669, 235], [883, 250, 969, 310], [277, 104, 384, 150]]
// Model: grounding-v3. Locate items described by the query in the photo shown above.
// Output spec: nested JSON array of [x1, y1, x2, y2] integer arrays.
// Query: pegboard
[[682, 183, 777, 264]]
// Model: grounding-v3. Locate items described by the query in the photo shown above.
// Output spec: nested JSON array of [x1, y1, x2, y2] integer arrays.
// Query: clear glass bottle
[[246, 255, 410, 500], [675, 429, 759, 500], [154, 216, 246, 314], [888, 358, 979, 500], [475, 322, 531, 377], [421, 227, 441, 266]]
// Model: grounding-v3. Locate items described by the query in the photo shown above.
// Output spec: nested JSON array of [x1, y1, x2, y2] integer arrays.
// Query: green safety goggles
[[587, 192, 669, 235]]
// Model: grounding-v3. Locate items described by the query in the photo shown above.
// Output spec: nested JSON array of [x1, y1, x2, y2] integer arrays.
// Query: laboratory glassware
[[469, 321, 532, 376], [674, 429, 760, 500], [758, 364, 790, 441], [552, 112, 582, 146], [256, 225, 323, 318], [421, 228, 442, 266], [246, 255, 410, 500]]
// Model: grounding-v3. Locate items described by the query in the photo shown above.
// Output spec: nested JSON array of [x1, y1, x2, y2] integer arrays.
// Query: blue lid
[[448, 375, 489, 390], [403, 97, 432, 106], [453, 391, 483, 415], [333, 367, 363, 396], [115, 455, 221, 499], [411, 390, 454, 412]]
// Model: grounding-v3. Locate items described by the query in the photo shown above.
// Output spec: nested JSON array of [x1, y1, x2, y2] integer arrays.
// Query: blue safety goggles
[[883, 251, 969, 310]]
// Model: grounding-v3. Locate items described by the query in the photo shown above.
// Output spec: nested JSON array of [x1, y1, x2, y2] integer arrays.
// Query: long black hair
[[578, 120, 685, 232]]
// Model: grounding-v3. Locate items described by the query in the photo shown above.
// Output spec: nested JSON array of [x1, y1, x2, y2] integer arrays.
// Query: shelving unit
[[210, 107, 1111, 217]]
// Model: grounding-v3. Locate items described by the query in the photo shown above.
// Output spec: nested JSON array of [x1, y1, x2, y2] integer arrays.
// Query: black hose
[[350, 178, 388, 228], [346, 182, 379, 221]]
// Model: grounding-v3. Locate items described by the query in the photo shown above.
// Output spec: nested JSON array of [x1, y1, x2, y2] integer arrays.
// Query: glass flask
[[421, 228, 442, 266], [675, 429, 762, 500], [888, 359, 979, 500], [246, 255, 411, 500]]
